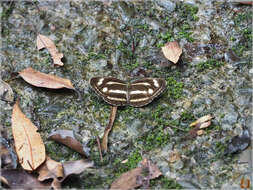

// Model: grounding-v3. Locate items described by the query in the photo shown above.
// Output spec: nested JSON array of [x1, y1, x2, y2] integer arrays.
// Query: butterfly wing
[[129, 78, 166, 107], [90, 77, 128, 106]]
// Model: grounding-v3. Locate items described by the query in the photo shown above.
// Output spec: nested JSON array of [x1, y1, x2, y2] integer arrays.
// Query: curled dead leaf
[[36, 157, 93, 189], [197, 130, 204, 136], [12, 101, 45, 171], [110, 167, 142, 190], [37, 34, 64, 66], [161, 41, 182, 64], [199, 121, 211, 129], [110, 158, 161, 190], [48, 130, 87, 156], [19, 67, 74, 90], [1, 169, 51, 189], [190, 114, 213, 127], [37, 156, 64, 182], [37, 156, 63, 190], [62, 159, 94, 181], [188, 114, 213, 138]]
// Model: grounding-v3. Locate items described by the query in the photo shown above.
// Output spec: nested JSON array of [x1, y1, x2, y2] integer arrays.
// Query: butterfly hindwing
[[129, 78, 167, 107]]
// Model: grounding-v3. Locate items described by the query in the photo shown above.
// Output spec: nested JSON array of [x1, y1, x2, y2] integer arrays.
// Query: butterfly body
[[90, 77, 166, 107]]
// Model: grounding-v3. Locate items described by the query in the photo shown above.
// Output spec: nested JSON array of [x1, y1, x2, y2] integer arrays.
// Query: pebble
[[0, 80, 14, 102], [156, 0, 176, 12]]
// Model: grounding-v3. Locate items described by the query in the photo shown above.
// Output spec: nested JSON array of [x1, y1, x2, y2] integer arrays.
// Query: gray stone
[[222, 104, 238, 125], [0, 80, 14, 102], [172, 160, 184, 170], [156, 0, 176, 12], [239, 148, 251, 164]]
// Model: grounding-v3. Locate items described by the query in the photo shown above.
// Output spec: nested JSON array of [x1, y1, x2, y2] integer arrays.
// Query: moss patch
[[196, 59, 225, 72], [166, 77, 184, 100], [232, 10, 252, 57], [151, 176, 182, 189], [45, 141, 82, 161], [112, 149, 142, 177]]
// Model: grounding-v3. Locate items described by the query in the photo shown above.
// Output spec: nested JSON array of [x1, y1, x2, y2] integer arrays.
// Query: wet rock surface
[[0, 1, 252, 189]]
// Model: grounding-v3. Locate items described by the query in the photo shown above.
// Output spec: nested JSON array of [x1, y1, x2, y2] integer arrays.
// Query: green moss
[[196, 59, 225, 72], [116, 41, 134, 58], [176, 30, 194, 42], [214, 125, 222, 131], [1, 2, 15, 20], [46, 141, 82, 161], [115, 41, 140, 71], [151, 176, 182, 189], [156, 3, 198, 47], [87, 51, 107, 60], [157, 31, 174, 47], [125, 149, 142, 169], [124, 61, 140, 71], [231, 45, 246, 57], [215, 141, 226, 159], [232, 10, 252, 57], [139, 105, 171, 151], [136, 23, 150, 31], [112, 149, 142, 176], [166, 77, 184, 99], [142, 126, 169, 151], [242, 28, 252, 41], [233, 11, 252, 25], [118, 106, 147, 125], [179, 3, 198, 20], [180, 110, 195, 123]]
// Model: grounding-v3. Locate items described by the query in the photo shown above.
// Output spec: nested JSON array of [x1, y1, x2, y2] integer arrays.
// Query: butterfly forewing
[[129, 78, 167, 107], [90, 77, 128, 106]]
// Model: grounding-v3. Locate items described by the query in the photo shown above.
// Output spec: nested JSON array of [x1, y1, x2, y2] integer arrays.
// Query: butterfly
[[90, 77, 166, 107]]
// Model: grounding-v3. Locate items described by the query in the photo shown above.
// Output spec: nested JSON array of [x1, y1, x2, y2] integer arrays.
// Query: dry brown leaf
[[37, 156, 63, 190], [188, 115, 213, 138], [1, 169, 51, 189], [190, 114, 213, 127], [161, 41, 182, 64], [110, 167, 142, 190], [37, 34, 64, 66], [51, 178, 61, 190], [12, 101, 45, 171], [110, 158, 161, 190], [199, 121, 211, 129], [19, 67, 74, 90], [141, 158, 162, 179], [37, 157, 93, 189], [102, 106, 118, 152], [48, 130, 86, 156], [37, 156, 64, 182], [62, 159, 94, 181], [197, 130, 204, 136]]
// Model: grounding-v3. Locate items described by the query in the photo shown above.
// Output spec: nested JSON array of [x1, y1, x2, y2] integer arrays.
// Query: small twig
[[166, 124, 186, 132], [101, 106, 118, 152], [96, 136, 103, 162]]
